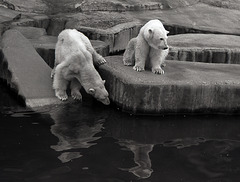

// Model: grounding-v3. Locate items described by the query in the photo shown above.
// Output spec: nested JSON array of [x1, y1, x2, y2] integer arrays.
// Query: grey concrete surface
[[0, 29, 61, 107], [99, 56, 240, 114]]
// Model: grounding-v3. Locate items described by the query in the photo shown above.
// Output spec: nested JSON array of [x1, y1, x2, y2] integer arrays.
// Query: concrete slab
[[11, 26, 47, 39], [0, 29, 61, 107], [98, 56, 240, 114], [167, 34, 240, 64]]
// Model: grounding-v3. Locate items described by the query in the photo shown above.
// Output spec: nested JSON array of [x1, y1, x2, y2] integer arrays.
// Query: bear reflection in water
[[48, 104, 240, 180], [118, 140, 154, 179], [49, 104, 106, 163], [48, 104, 155, 179], [51, 118, 104, 163]]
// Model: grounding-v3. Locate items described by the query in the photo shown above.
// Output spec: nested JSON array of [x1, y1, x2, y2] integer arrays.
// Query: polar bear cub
[[123, 19, 169, 74], [52, 29, 110, 105]]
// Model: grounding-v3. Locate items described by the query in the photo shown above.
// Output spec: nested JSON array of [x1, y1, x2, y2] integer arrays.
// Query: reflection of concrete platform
[[99, 56, 240, 114]]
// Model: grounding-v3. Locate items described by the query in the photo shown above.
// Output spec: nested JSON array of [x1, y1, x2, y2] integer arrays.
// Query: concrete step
[[98, 56, 240, 114], [167, 34, 240, 64], [0, 29, 61, 108]]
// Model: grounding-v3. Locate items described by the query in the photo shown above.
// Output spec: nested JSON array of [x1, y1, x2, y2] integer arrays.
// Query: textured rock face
[[2, 1, 240, 54], [129, 3, 240, 36], [200, 0, 240, 10], [4, 0, 200, 13], [167, 34, 240, 64], [98, 56, 240, 114]]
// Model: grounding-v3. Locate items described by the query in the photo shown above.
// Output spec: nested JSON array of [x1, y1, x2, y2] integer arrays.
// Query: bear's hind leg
[[70, 78, 82, 101], [123, 38, 137, 66], [53, 65, 69, 101], [133, 38, 149, 72]]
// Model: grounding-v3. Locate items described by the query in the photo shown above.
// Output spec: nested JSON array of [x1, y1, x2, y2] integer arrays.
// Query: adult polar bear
[[52, 29, 110, 105], [123, 19, 169, 74]]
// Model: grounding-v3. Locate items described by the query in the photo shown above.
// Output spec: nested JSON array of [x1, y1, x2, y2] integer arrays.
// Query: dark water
[[1, 83, 240, 182]]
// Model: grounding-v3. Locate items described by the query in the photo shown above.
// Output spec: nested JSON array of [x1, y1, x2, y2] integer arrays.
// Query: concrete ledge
[[0, 29, 61, 107], [167, 34, 240, 64], [99, 56, 240, 114], [66, 21, 142, 53]]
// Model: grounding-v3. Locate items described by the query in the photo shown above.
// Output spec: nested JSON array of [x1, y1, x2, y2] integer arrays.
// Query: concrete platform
[[98, 56, 240, 114], [167, 34, 240, 64], [0, 29, 61, 107]]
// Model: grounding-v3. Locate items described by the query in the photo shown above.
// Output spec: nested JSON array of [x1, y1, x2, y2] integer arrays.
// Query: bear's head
[[88, 80, 110, 105], [143, 20, 169, 50], [146, 28, 169, 50]]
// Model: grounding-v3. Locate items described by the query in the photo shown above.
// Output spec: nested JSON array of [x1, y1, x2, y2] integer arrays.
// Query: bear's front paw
[[152, 67, 164, 75], [133, 65, 145, 72], [71, 90, 82, 101], [55, 90, 68, 101], [96, 57, 106, 66]]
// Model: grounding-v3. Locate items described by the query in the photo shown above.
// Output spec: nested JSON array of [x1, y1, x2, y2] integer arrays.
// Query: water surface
[[1, 82, 240, 182]]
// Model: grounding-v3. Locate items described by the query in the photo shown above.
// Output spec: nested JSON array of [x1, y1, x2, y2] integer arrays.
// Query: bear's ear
[[148, 28, 153, 34], [102, 80, 106, 84], [88, 88, 95, 94], [166, 30, 169, 35]]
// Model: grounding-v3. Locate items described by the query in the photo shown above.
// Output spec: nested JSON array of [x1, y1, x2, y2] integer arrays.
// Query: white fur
[[52, 29, 110, 105], [123, 19, 169, 74]]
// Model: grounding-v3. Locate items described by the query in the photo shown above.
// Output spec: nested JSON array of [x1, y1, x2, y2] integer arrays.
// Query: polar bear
[[123, 19, 169, 74], [52, 29, 110, 105]]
